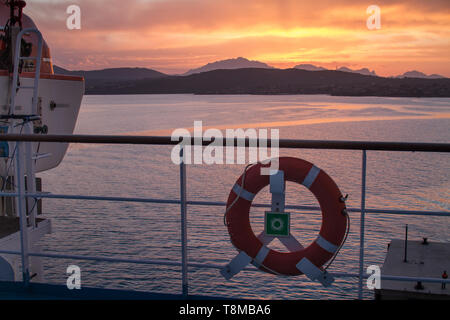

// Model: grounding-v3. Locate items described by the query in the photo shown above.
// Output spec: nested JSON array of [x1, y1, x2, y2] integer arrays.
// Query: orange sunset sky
[[26, 0, 450, 77]]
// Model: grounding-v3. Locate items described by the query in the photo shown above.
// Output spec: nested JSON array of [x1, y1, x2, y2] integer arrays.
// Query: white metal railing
[[9, 28, 43, 116], [0, 135, 449, 299], [1, 27, 44, 286]]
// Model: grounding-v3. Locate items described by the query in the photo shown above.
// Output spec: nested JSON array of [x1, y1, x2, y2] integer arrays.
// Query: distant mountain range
[[295, 64, 377, 76], [294, 64, 328, 72], [74, 68, 450, 97], [395, 70, 445, 79], [337, 67, 377, 77], [294, 64, 447, 78], [53, 66, 166, 89], [53, 57, 449, 97], [183, 57, 274, 75], [185, 59, 378, 76]]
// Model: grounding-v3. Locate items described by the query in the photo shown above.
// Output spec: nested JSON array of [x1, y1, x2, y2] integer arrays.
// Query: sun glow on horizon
[[24, 0, 450, 77]]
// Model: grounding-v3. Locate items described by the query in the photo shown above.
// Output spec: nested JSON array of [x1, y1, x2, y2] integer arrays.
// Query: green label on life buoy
[[265, 212, 290, 237]]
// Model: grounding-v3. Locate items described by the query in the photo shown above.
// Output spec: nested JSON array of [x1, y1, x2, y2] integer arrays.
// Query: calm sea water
[[38, 94, 449, 299]]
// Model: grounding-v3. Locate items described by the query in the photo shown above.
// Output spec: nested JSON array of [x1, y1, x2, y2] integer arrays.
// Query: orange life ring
[[225, 157, 348, 276]]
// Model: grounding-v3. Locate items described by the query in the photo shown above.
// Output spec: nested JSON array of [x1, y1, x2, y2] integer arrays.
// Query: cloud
[[27, 0, 449, 31], [21, 0, 450, 76]]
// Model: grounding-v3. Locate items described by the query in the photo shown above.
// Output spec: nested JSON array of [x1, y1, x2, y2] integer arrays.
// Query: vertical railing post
[[15, 141, 30, 287], [24, 122, 37, 227], [180, 147, 188, 297], [358, 150, 367, 299], [403, 224, 408, 262]]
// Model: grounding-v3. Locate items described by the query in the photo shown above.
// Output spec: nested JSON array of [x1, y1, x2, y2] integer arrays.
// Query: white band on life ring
[[252, 245, 270, 268], [232, 183, 256, 202], [296, 257, 334, 287], [315, 235, 339, 253], [302, 165, 321, 189], [220, 251, 252, 280]]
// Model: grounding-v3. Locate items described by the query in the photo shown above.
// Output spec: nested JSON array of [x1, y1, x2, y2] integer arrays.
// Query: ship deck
[[0, 217, 46, 239], [377, 240, 450, 300], [0, 217, 20, 239], [0, 281, 222, 300]]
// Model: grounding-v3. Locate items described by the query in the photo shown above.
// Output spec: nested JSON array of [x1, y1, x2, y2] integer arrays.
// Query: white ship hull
[[0, 1, 84, 285], [0, 72, 84, 175]]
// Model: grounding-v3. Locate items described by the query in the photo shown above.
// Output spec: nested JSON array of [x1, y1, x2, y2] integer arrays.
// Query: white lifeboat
[[0, 1, 85, 175]]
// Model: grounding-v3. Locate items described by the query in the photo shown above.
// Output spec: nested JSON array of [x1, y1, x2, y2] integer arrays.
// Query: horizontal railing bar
[[24, 193, 181, 205], [363, 208, 450, 217], [0, 192, 448, 217], [0, 250, 448, 284], [0, 134, 449, 152], [0, 250, 251, 271], [186, 200, 450, 217], [378, 275, 450, 284]]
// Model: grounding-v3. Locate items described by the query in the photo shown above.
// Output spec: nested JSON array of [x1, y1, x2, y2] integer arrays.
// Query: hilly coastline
[[53, 66, 167, 88], [54, 59, 450, 97]]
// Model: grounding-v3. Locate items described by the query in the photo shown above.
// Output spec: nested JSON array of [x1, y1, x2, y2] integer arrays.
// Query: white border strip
[[252, 245, 270, 267], [302, 165, 321, 189], [296, 257, 334, 287], [316, 235, 338, 253], [220, 251, 252, 280], [232, 184, 256, 202]]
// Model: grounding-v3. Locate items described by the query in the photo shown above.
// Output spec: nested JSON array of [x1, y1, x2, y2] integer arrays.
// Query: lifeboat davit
[[0, 2, 84, 175]]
